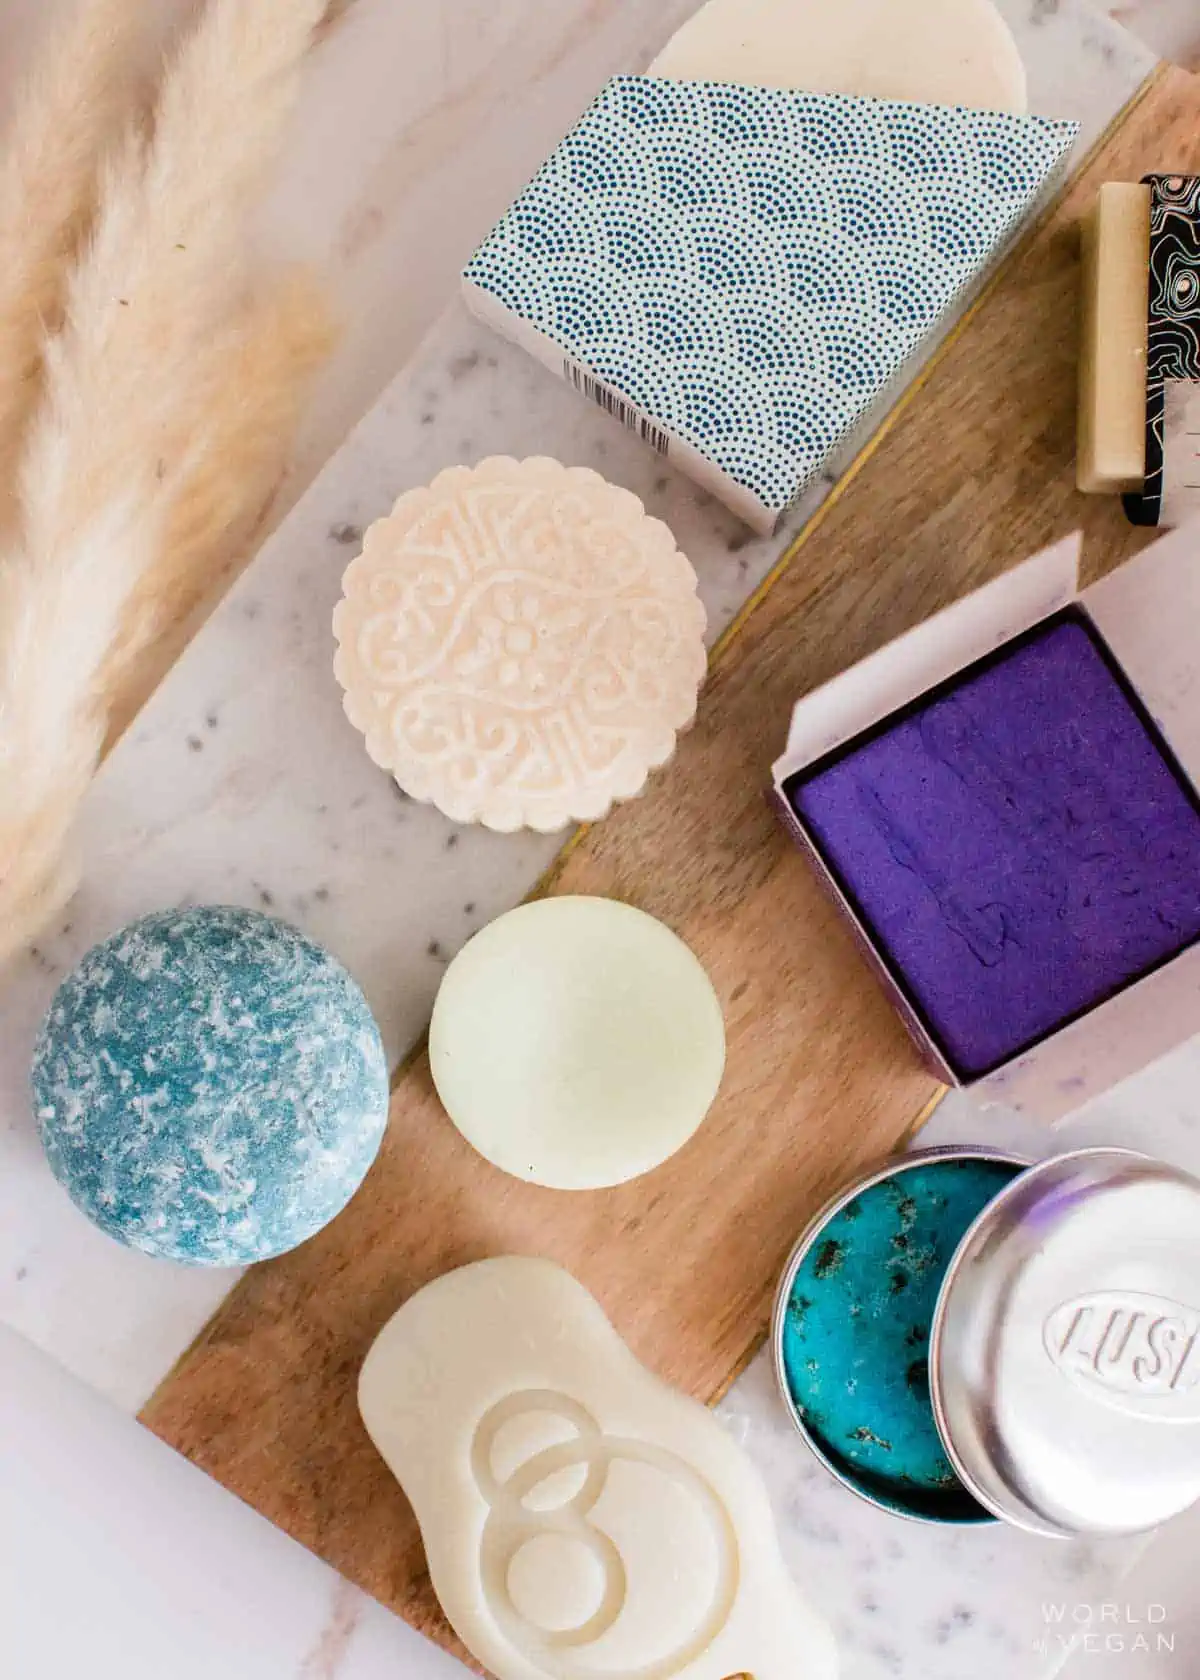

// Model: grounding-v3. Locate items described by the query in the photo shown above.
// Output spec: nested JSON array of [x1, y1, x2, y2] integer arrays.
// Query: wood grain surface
[[142, 64, 1197, 1661]]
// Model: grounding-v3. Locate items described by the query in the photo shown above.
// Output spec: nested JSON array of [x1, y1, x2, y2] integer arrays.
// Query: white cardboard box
[[772, 526, 1200, 1120]]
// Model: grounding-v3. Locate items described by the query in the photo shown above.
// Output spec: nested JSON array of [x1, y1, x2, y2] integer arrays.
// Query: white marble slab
[[0, 6, 1188, 1679], [1057, 1501, 1200, 1675], [1107, 0, 1200, 66], [0, 1324, 461, 1680]]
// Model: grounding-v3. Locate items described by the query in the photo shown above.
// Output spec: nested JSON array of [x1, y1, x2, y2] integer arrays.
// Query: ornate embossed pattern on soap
[[788, 613, 1200, 1078], [333, 457, 706, 832]]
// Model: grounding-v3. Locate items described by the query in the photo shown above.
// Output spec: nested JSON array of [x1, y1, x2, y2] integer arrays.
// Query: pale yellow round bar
[[429, 897, 726, 1191]]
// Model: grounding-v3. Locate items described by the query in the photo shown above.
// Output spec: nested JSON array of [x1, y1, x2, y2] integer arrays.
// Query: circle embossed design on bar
[[471, 1389, 739, 1676]]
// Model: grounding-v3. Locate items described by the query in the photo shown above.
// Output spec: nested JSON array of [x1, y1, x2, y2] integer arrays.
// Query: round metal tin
[[770, 1145, 1030, 1525], [930, 1146, 1200, 1540]]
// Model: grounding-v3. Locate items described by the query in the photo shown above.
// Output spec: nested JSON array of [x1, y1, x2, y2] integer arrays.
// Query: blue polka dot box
[[463, 76, 1077, 533]]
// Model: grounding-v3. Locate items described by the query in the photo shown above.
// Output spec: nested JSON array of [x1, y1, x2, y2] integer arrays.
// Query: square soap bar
[[463, 76, 1077, 531], [783, 612, 1200, 1078], [1076, 182, 1150, 496]]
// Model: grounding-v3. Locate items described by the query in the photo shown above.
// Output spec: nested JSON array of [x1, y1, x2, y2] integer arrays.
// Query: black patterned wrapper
[[1124, 173, 1200, 527]]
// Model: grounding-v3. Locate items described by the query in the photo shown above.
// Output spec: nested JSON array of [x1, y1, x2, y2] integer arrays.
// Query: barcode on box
[[563, 360, 670, 456]]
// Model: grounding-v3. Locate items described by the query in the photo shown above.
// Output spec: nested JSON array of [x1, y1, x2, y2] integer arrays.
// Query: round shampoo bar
[[32, 906, 389, 1265], [333, 457, 707, 833], [650, 0, 1028, 114], [429, 897, 725, 1190]]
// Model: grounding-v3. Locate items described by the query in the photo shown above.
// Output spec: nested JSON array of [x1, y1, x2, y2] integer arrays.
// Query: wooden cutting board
[[142, 64, 1196, 1662]]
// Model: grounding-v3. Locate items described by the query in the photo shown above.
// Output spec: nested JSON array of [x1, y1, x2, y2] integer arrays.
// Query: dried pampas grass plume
[[102, 270, 337, 741], [0, 496, 147, 962], [0, 0, 340, 967], [28, 0, 333, 564], [0, 0, 148, 535]]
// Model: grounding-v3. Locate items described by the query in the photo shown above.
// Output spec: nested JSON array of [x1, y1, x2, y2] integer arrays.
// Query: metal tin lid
[[931, 1147, 1200, 1539]]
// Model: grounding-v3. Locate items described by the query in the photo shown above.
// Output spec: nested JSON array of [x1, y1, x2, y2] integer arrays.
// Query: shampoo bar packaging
[[1124, 174, 1200, 529], [772, 527, 1200, 1120], [462, 75, 1077, 532]]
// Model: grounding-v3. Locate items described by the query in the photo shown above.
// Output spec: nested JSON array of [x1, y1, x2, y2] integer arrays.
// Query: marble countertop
[[3, 3, 1200, 1678]]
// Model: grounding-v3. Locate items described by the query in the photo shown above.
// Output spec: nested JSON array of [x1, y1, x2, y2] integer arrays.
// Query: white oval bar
[[650, 0, 1027, 114], [359, 1257, 837, 1680]]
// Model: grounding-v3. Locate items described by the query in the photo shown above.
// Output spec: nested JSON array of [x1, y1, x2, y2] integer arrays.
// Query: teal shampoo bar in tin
[[779, 1153, 1022, 1522], [463, 76, 1077, 531]]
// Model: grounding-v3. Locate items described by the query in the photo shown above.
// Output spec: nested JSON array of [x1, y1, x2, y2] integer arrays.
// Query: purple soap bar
[[787, 613, 1200, 1077]]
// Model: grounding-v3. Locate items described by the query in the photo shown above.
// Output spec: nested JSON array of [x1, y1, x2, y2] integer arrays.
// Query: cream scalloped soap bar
[[359, 1258, 837, 1680], [650, 0, 1027, 113], [333, 458, 706, 833]]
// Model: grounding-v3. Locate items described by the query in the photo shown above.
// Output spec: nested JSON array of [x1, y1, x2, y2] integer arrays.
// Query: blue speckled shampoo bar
[[33, 907, 390, 1266], [463, 76, 1078, 531]]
